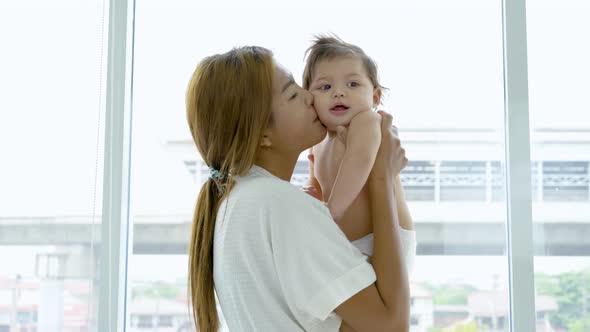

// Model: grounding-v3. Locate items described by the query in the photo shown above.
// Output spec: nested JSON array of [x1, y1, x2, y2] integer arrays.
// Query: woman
[[186, 46, 409, 332]]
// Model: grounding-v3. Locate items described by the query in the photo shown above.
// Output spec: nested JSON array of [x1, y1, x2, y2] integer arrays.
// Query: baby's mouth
[[330, 104, 350, 114]]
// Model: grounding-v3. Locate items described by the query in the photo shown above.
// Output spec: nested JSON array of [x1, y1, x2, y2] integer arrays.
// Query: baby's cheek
[[314, 108, 331, 123], [316, 109, 331, 124], [362, 98, 375, 110], [314, 102, 331, 118]]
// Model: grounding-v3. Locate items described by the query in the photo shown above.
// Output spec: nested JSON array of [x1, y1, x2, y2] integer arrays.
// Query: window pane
[[0, 1, 107, 332], [527, 1, 590, 331], [440, 161, 487, 202], [403, 161, 436, 201], [128, 1, 509, 331]]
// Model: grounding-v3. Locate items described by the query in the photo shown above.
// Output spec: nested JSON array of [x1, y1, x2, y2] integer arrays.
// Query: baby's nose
[[333, 89, 344, 98]]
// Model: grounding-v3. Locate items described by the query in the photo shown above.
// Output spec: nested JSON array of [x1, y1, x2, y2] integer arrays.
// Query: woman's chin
[[315, 125, 328, 142], [304, 131, 327, 150]]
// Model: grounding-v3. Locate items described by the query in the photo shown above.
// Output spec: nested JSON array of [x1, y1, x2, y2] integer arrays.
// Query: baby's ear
[[372, 87, 382, 107]]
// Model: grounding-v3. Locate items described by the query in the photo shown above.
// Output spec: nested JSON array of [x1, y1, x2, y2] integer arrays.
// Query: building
[[410, 283, 434, 332], [468, 291, 558, 332], [128, 297, 192, 332], [430, 291, 558, 332]]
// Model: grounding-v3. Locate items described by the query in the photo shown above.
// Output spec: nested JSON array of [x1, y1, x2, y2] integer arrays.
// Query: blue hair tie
[[209, 167, 226, 181]]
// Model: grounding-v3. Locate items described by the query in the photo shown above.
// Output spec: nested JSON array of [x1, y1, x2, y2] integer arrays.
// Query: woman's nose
[[305, 90, 314, 106]]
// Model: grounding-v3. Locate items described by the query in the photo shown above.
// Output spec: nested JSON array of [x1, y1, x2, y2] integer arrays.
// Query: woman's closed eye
[[289, 92, 298, 101]]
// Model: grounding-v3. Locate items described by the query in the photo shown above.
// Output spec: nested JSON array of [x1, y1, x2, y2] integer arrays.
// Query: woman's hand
[[302, 184, 322, 200], [369, 111, 408, 182]]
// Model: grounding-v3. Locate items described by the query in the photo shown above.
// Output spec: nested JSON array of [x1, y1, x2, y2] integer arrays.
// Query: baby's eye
[[318, 84, 331, 91], [347, 81, 360, 88]]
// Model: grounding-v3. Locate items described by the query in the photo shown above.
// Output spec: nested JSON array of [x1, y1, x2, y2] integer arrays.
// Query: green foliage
[[447, 322, 478, 332], [131, 281, 183, 300], [425, 283, 477, 305], [568, 316, 590, 332], [426, 269, 590, 331], [429, 322, 478, 332], [535, 269, 590, 330]]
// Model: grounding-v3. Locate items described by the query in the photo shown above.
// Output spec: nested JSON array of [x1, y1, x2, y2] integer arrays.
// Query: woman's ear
[[260, 132, 272, 148], [372, 87, 382, 108]]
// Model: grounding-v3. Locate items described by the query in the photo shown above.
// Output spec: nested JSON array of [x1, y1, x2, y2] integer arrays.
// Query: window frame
[[501, 0, 537, 330], [100, 0, 539, 330]]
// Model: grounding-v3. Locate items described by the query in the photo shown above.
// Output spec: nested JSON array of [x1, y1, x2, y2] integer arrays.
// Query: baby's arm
[[327, 111, 381, 222]]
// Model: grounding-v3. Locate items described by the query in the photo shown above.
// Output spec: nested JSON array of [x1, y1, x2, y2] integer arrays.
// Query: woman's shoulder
[[235, 173, 302, 199], [233, 171, 328, 214]]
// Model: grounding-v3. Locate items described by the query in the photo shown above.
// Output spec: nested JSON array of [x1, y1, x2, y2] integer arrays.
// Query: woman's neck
[[255, 150, 299, 182]]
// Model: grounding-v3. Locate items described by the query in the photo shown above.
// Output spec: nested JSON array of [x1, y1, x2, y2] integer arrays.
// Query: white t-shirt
[[213, 165, 414, 332], [351, 230, 416, 275]]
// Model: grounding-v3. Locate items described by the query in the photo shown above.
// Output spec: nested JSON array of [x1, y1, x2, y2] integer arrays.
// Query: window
[[439, 161, 488, 202], [127, 1, 510, 332], [157, 315, 173, 327], [527, 1, 590, 331], [403, 161, 436, 201], [542, 161, 589, 202], [0, 1, 107, 332], [136, 315, 153, 329], [16, 312, 32, 324], [3, 0, 586, 331]]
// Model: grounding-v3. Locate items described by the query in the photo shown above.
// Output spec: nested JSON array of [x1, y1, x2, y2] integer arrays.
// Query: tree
[[568, 316, 590, 332], [429, 322, 479, 332], [131, 281, 183, 299], [447, 322, 478, 332], [425, 283, 477, 305], [535, 269, 590, 330]]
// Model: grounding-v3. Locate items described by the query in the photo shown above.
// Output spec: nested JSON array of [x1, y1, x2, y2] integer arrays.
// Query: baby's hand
[[350, 109, 382, 126], [302, 185, 322, 201]]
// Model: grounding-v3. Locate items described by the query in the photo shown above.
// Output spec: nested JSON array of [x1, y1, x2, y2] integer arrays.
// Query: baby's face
[[309, 56, 379, 131]]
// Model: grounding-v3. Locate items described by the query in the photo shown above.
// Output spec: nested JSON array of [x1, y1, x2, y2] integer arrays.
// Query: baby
[[302, 35, 416, 263]]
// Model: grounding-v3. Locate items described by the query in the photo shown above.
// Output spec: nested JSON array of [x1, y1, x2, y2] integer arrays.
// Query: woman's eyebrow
[[282, 75, 296, 94]]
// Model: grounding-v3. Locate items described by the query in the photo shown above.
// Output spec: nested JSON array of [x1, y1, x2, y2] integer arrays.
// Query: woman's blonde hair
[[186, 46, 274, 332]]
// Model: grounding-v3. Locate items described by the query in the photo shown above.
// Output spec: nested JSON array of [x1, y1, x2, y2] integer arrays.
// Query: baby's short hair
[[303, 34, 385, 103]]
